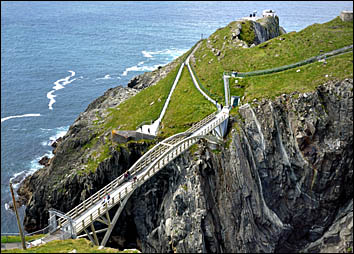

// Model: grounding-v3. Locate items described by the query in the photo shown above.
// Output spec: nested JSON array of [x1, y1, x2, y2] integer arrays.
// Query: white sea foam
[[122, 64, 162, 76], [11, 126, 69, 189], [142, 48, 188, 60], [49, 126, 68, 145], [47, 70, 78, 110], [122, 48, 187, 77], [47, 90, 56, 110], [95, 74, 113, 80], [41, 126, 69, 146], [1, 113, 41, 123], [142, 50, 153, 58]]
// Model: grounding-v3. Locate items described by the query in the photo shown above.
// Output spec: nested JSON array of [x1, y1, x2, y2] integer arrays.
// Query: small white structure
[[340, 10, 353, 22], [262, 9, 276, 17]]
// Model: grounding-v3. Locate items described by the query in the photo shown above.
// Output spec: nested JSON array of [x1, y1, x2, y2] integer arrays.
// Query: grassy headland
[[79, 16, 352, 174], [193, 16, 353, 104]]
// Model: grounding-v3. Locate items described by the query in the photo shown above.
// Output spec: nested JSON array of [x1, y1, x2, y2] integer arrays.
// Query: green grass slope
[[193, 16, 353, 104], [78, 16, 352, 173], [159, 66, 215, 138]]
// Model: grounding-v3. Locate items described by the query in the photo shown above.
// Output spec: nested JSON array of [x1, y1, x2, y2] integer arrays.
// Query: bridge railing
[[58, 111, 220, 228], [73, 110, 228, 234]]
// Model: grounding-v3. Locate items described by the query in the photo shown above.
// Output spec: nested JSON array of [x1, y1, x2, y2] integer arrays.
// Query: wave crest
[[47, 70, 78, 110], [1, 113, 41, 123]]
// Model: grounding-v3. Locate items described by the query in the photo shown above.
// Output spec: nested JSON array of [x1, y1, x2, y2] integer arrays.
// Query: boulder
[[38, 156, 50, 166]]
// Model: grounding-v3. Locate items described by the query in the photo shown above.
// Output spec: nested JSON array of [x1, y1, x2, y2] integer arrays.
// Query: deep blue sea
[[1, 1, 353, 234]]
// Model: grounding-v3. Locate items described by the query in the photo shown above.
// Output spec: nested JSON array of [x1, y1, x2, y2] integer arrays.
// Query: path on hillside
[[186, 42, 219, 106], [229, 44, 353, 77], [138, 40, 220, 135]]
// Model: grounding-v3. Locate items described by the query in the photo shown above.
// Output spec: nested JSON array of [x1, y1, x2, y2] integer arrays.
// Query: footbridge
[[43, 39, 232, 247], [49, 107, 229, 246]]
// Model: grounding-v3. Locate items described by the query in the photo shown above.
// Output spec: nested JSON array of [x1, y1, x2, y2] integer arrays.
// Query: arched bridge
[[49, 107, 229, 246]]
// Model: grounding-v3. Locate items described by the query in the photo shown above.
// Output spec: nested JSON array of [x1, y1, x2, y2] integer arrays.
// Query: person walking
[[101, 196, 106, 205], [124, 171, 129, 181], [107, 193, 111, 205]]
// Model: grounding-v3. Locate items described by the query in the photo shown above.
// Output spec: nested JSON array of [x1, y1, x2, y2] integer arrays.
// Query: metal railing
[[72, 109, 228, 234], [57, 109, 228, 234], [233, 44, 353, 77], [56, 110, 221, 230]]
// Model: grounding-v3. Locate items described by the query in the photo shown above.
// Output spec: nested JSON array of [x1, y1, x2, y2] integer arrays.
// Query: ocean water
[[1, 1, 352, 234]]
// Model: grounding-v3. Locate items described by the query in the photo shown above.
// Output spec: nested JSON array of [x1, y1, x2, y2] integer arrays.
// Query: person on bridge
[[106, 194, 111, 205], [101, 196, 106, 205], [132, 175, 137, 183]]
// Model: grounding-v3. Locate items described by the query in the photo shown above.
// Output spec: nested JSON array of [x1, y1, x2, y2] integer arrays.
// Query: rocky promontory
[[17, 15, 353, 253]]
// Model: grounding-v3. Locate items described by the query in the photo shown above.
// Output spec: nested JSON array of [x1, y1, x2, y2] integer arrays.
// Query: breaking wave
[[47, 71, 78, 110], [1, 113, 41, 123]]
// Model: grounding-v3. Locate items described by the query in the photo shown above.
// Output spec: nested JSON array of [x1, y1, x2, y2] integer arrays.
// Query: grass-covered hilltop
[[74, 15, 352, 174], [15, 13, 353, 253]]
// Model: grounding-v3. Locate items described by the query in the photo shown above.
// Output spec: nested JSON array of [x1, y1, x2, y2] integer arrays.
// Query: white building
[[262, 9, 276, 17]]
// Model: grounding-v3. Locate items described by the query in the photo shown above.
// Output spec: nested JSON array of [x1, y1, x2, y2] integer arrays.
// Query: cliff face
[[253, 16, 284, 44], [104, 78, 352, 253]]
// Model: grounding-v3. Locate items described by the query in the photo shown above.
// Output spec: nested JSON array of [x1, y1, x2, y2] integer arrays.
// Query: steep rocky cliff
[[18, 77, 353, 252], [101, 78, 352, 253]]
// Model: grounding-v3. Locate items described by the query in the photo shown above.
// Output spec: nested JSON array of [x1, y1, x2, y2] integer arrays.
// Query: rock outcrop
[[253, 16, 285, 44], [127, 57, 181, 90]]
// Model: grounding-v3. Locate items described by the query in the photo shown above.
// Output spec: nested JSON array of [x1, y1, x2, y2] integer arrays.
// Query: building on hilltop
[[242, 9, 277, 21], [262, 9, 277, 17]]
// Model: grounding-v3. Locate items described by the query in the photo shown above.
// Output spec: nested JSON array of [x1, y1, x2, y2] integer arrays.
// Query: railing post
[[75, 207, 78, 217], [98, 207, 101, 216]]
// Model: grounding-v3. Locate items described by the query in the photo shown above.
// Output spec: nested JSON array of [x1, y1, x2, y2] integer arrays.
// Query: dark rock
[[51, 137, 62, 148], [38, 156, 50, 166]]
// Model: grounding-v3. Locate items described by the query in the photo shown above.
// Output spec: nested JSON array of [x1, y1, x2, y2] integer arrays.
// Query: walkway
[[185, 42, 219, 108], [227, 44, 353, 78], [44, 107, 229, 247], [138, 62, 185, 136]]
